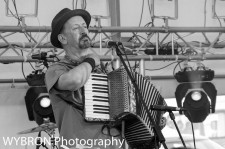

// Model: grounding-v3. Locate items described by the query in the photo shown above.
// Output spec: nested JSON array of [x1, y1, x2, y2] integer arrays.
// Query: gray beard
[[78, 35, 91, 49]]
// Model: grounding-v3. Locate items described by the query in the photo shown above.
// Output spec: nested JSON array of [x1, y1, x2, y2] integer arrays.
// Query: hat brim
[[51, 9, 91, 49]]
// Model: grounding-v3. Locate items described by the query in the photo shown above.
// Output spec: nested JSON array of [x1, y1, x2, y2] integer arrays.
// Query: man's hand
[[85, 54, 100, 66]]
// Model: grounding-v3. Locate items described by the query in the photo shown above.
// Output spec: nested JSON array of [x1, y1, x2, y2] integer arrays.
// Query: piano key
[[85, 97, 108, 101], [85, 104, 109, 109], [89, 84, 108, 87], [90, 74, 107, 77], [84, 91, 108, 97], [90, 74, 108, 78], [85, 113, 109, 119], [85, 80, 108, 85], [84, 86, 108, 91], [85, 98, 108, 102], [85, 94, 108, 100], [93, 99, 108, 102], [85, 101, 109, 106], [88, 77, 108, 82], [91, 78, 108, 82], [86, 82, 108, 86], [85, 107, 109, 112], [85, 90, 108, 94], [86, 110, 109, 115]]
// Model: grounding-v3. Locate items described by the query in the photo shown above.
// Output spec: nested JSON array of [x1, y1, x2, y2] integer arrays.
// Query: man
[[45, 8, 121, 149]]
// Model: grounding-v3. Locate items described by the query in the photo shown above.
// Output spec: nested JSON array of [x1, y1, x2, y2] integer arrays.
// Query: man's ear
[[58, 34, 67, 45]]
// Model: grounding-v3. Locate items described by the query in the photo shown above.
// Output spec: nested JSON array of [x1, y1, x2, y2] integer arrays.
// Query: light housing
[[175, 82, 217, 123], [175, 66, 217, 123], [25, 86, 55, 125]]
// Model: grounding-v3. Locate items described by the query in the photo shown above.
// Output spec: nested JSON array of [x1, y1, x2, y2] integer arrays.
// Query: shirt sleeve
[[45, 64, 67, 93], [45, 63, 82, 104]]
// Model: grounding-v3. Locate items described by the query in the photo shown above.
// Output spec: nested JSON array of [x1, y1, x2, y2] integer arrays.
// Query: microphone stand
[[168, 110, 187, 149], [114, 44, 168, 149], [36, 131, 49, 149]]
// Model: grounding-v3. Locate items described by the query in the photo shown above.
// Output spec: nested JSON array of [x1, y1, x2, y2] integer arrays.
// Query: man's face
[[61, 16, 90, 49]]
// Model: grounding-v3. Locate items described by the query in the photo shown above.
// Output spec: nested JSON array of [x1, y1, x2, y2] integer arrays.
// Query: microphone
[[150, 105, 186, 111], [31, 52, 56, 60], [105, 40, 122, 48], [31, 52, 47, 60]]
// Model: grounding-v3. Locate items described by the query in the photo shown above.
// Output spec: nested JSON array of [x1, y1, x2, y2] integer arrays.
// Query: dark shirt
[[45, 58, 121, 149]]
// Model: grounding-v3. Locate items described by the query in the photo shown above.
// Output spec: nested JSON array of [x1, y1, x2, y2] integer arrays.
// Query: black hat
[[50, 8, 91, 49]]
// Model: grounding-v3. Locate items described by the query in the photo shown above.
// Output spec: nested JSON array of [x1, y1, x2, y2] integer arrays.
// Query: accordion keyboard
[[84, 73, 110, 121]]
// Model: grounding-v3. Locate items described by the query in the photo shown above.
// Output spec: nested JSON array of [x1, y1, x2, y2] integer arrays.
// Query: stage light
[[40, 96, 51, 108], [175, 67, 217, 123], [25, 86, 55, 125], [191, 91, 202, 101]]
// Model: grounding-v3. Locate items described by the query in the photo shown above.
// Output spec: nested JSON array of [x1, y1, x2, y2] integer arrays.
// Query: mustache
[[78, 33, 91, 49]]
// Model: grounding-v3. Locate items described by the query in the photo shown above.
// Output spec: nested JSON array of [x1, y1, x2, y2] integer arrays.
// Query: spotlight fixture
[[26, 71, 46, 86], [191, 91, 202, 101], [175, 66, 217, 123], [25, 86, 55, 125], [174, 66, 214, 83]]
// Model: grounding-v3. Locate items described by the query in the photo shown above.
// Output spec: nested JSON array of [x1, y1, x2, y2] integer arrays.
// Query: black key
[[93, 95, 108, 99], [92, 75, 108, 78], [92, 78, 107, 81], [93, 108, 109, 111], [92, 84, 108, 87], [94, 111, 110, 114], [92, 87, 108, 91], [93, 99, 109, 102]]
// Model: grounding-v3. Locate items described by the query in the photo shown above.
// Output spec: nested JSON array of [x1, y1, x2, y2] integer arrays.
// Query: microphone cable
[[186, 110, 196, 149]]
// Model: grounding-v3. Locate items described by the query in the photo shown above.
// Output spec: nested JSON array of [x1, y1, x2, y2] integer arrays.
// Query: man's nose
[[78, 26, 87, 35]]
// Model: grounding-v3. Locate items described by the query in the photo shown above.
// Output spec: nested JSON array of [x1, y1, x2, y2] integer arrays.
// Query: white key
[[85, 107, 109, 112], [85, 80, 108, 85], [84, 91, 108, 97], [85, 113, 110, 119], [85, 101, 109, 106]]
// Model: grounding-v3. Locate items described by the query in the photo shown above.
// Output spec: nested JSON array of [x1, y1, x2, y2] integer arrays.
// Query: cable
[[4, 0, 22, 22], [29, 62, 36, 70], [11, 0, 32, 42], [73, 0, 78, 9], [148, 0, 155, 26], [72, 0, 75, 10], [20, 50, 28, 83], [173, 60, 184, 77], [12, 0, 21, 26], [214, 0, 222, 27], [138, 0, 145, 27], [204, 0, 207, 27], [186, 111, 196, 149], [146, 61, 180, 71], [82, 0, 87, 10]]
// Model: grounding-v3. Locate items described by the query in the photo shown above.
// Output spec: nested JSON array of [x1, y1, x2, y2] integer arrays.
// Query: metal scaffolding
[[0, 26, 225, 60]]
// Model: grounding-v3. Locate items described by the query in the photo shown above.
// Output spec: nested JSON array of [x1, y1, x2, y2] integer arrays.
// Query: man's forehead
[[65, 16, 87, 26]]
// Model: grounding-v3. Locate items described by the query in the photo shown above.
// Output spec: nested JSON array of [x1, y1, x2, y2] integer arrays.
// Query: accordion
[[83, 67, 166, 149]]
